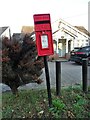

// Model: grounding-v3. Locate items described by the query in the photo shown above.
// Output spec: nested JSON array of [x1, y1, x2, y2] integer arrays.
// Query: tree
[[1, 34, 44, 94]]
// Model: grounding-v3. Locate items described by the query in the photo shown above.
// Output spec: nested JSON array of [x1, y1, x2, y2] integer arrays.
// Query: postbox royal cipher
[[33, 14, 54, 56]]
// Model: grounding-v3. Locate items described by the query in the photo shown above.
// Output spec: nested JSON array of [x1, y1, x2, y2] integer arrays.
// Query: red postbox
[[33, 14, 54, 56]]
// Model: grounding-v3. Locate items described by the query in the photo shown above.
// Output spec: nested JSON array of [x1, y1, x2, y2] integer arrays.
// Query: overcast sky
[[0, 0, 89, 33]]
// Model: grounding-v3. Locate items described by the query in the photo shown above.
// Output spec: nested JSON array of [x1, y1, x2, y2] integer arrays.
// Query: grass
[[1, 86, 90, 119]]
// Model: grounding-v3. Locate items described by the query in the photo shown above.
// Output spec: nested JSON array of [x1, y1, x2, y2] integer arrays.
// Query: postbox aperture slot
[[35, 20, 50, 24], [40, 34, 49, 49]]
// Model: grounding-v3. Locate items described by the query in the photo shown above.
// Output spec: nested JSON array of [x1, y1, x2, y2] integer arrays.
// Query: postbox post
[[44, 56, 52, 107], [33, 14, 54, 107]]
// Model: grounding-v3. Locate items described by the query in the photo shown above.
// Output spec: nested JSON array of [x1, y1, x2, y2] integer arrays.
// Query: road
[[1, 61, 90, 92]]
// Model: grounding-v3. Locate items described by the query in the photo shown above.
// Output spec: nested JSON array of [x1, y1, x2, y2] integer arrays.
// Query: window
[[86, 43, 89, 46]]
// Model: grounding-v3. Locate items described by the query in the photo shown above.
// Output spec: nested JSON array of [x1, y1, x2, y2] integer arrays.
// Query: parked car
[[69, 47, 81, 61], [70, 47, 81, 56], [70, 46, 90, 64]]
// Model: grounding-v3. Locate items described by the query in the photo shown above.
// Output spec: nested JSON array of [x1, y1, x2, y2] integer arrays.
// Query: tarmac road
[[1, 61, 90, 92]]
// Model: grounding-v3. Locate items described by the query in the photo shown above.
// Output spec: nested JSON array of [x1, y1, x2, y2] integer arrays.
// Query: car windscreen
[[78, 47, 90, 52], [74, 48, 80, 52]]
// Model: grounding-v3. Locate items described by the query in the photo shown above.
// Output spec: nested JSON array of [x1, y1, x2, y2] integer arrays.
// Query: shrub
[[1, 34, 44, 94]]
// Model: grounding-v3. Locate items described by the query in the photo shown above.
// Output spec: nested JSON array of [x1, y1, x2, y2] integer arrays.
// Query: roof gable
[[52, 18, 90, 39], [0, 27, 9, 36]]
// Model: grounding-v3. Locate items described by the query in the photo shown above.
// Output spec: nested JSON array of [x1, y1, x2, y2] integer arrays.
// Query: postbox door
[[36, 31, 54, 56]]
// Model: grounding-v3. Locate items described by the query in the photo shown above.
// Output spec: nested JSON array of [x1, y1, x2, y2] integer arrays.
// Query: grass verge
[[1, 86, 90, 119]]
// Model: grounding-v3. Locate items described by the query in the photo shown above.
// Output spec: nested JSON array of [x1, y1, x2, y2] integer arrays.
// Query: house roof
[[74, 26, 90, 37], [0, 27, 9, 36], [12, 33, 23, 40], [12, 31, 35, 41], [21, 26, 34, 33]]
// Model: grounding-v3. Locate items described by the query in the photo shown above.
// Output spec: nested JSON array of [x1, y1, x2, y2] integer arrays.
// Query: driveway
[[1, 61, 90, 92]]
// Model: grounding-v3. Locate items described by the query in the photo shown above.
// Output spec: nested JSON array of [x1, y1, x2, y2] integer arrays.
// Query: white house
[[52, 18, 90, 59]]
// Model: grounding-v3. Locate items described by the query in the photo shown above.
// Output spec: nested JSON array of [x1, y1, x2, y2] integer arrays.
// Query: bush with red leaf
[[1, 35, 44, 94]]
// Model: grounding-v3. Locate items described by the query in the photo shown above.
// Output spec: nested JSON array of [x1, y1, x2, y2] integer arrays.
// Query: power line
[[52, 12, 88, 24], [63, 13, 87, 19]]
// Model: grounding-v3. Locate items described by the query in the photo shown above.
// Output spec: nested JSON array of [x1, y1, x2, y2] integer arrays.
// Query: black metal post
[[44, 56, 52, 107], [56, 61, 61, 96], [82, 58, 88, 92]]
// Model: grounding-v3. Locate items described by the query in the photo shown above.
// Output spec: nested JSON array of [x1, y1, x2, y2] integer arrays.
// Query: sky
[[0, 0, 89, 34]]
